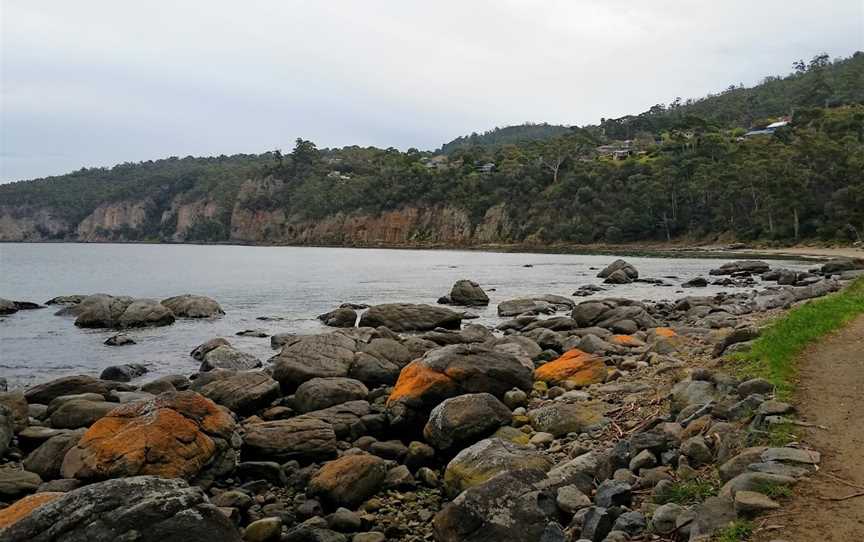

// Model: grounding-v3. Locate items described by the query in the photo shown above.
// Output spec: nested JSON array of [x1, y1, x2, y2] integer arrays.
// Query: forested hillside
[[440, 123, 570, 154], [1, 53, 862, 246]]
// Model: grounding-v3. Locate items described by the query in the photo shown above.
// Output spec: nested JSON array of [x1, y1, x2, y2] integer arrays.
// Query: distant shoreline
[[3, 239, 862, 262]]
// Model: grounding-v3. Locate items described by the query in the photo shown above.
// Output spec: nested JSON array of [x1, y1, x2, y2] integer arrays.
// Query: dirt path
[[756, 315, 864, 541]]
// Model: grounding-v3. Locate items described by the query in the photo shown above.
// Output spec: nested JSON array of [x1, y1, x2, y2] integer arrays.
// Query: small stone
[[417, 467, 439, 487], [738, 378, 773, 397], [244, 517, 282, 542], [327, 507, 362, 532], [612, 511, 646, 536], [503, 389, 528, 409], [651, 502, 684, 534], [628, 449, 656, 472], [734, 490, 780, 514], [680, 436, 713, 467], [530, 432, 555, 446], [758, 400, 793, 416], [594, 479, 631, 508], [353, 534, 386, 542], [556, 484, 592, 514]]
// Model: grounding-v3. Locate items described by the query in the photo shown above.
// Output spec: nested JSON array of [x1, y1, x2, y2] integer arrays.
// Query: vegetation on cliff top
[[1, 52, 862, 245]]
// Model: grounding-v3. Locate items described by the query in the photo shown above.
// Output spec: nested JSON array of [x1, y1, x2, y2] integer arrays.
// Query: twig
[[817, 491, 864, 501], [789, 419, 829, 430], [821, 472, 864, 491]]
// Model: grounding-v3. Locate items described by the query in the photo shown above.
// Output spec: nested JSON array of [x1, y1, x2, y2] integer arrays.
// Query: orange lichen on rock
[[60, 391, 235, 481], [534, 349, 608, 387], [652, 327, 677, 338], [609, 335, 645, 347], [0, 492, 64, 529], [388, 361, 455, 404]]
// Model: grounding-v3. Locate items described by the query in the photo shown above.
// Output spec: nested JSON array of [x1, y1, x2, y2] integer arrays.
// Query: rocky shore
[[1, 257, 863, 542]]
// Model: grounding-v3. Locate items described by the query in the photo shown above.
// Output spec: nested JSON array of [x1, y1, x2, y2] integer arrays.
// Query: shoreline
[[2, 239, 862, 262]]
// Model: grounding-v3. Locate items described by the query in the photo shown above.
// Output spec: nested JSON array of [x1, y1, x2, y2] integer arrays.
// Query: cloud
[[1, 0, 862, 181]]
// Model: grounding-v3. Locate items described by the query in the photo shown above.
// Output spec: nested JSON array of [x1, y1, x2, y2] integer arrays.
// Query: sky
[[1, 1, 862, 182]]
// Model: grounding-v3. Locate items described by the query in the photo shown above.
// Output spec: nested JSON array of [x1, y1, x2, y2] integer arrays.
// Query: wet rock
[[318, 308, 358, 328], [200, 345, 262, 372], [433, 469, 558, 542], [386, 344, 532, 427], [682, 277, 708, 288], [78, 295, 176, 329], [61, 391, 238, 481], [236, 328, 269, 338], [603, 269, 632, 284], [142, 374, 190, 394], [192, 370, 280, 415], [527, 402, 609, 437], [497, 298, 554, 317], [448, 280, 490, 306], [359, 303, 462, 332], [443, 438, 552, 496], [423, 393, 511, 450], [99, 363, 148, 382], [104, 333, 135, 346], [160, 294, 225, 318], [0, 475, 241, 540], [294, 378, 369, 413], [308, 454, 389, 508], [534, 349, 607, 388], [242, 417, 337, 462]]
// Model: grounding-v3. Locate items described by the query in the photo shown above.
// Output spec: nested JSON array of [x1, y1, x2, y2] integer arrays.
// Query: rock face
[[160, 294, 225, 318], [433, 469, 558, 542], [534, 349, 607, 387], [0, 476, 241, 541], [242, 418, 337, 461], [387, 344, 533, 426], [61, 391, 238, 481], [71, 294, 176, 329], [359, 303, 463, 332], [308, 454, 389, 508], [448, 280, 489, 306], [443, 438, 553, 496], [423, 393, 512, 450]]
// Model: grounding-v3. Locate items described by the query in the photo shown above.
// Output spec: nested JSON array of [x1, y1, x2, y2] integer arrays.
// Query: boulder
[[242, 418, 337, 462], [104, 333, 135, 346], [318, 308, 358, 328], [118, 299, 176, 328], [0, 468, 42, 496], [191, 370, 280, 415], [0, 298, 19, 315], [0, 391, 29, 432], [443, 438, 553, 496], [527, 402, 610, 437], [160, 294, 225, 318], [603, 269, 633, 284], [0, 476, 241, 541], [71, 294, 175, 329], [61, 391, 238, 481], [387, 344, 533, 426], [448, 280, 490, 306], [49, 399, 117, 429], [597, 259, 639, 280], [571, 299, 658, 333], [359, 303, 462, 332], [497, 298, 552, 317], [296, 401, 372, 440], [25, 376, 111, 404], [191, 338, 231, 361], [200, 345, 261, 372], [709, 260, 770, 276], [0, 406, 13, 458], [308, 454, 389, 508], [23, 429, 86, 480], [349, 338, 413, 386], [294, 377, 369, 413], [423, 393, 511, 450], [44, 294, 87, 306], [433, 469, 558, 542], [533, 349, 607, 387], [271, 333, 357, 388], [99, 363, 148, 382]]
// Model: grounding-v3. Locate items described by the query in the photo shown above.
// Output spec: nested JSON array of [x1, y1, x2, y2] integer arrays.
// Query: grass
[[754, 480, 794, 499], [731, 277, 864, 399], [713, 520, 755, 542], [751, 421, 798, 447], [654, 478, 719, 505]]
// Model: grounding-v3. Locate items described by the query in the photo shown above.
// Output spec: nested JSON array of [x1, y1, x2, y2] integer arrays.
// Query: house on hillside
[[744, 116, 791, 138], [596, 140, 634, 160], [421, 155, 450, 171], [475, 162, 495, 174]]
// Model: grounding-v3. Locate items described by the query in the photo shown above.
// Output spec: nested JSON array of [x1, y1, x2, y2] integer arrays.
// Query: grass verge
[[730, 277, 864, 399], [713, 520, 755, 542], [654, 478, 719, 506]]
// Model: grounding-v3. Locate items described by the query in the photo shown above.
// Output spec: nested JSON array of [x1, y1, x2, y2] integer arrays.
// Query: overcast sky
[[1, 1, 862, 182]]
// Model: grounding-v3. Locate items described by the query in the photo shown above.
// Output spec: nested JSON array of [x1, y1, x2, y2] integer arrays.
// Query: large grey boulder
[[99, 363, 148, 382], [190, 338, 231, 361], [318, 307, 358, 328], [443, 438, 553, 497], [423, 393, 511, 450], [348, 338, 414, 386], [448, 280, 490, 306], [160, 294, 224, 318], [293, 377, 369, 413], [296, 401, 372, 440], [709, 260, 770, 276], [117, 299, 176, 328], [0, 298, 18, 315], [271, 333, 357, 388], [433, 469, 559, 542], [23, 429, 86, 479], [571, 298, 658, 333], [597, 259, 639, 280], [0, 475, 241, 541], [0, 468, 42, 496], [48, 399, 118, 429], [71, 294, 175, 329], [359, 303, 463, 332]]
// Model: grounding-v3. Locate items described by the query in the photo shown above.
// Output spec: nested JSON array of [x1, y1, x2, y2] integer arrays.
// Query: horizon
[[2, 1, 863, 183]]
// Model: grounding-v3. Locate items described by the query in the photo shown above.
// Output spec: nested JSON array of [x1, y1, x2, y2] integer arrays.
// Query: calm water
[[0, 243, 811, 388]]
